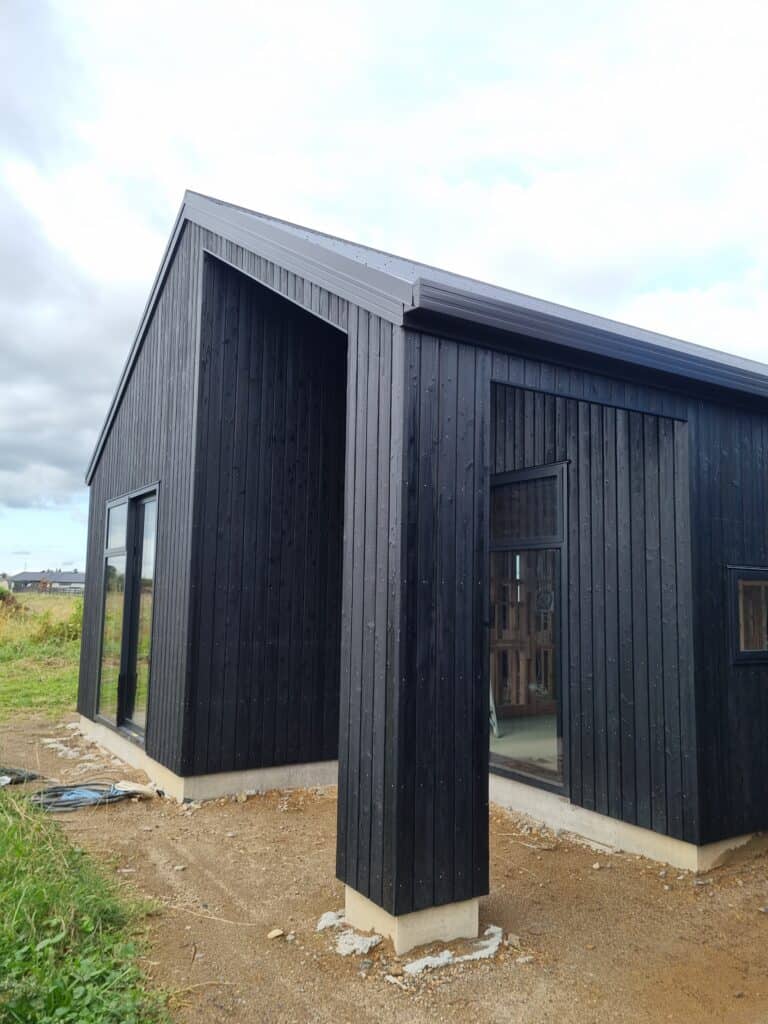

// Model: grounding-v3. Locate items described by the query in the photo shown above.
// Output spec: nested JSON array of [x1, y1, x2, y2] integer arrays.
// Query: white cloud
[[1, 0, 767, 521]]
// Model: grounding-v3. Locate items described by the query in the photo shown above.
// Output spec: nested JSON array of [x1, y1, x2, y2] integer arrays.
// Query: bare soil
[[2, 714, 768, 1023]]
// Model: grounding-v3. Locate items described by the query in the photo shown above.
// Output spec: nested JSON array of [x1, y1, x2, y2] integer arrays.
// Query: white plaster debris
[[41, 739, 79, 759], [335, 929, 382, 957], [316, 910, 345, 932], [384, 974, 408, 989], [403, 925, 504, 977], [316, 908, 381, 955], [403, 949, 453, 975]]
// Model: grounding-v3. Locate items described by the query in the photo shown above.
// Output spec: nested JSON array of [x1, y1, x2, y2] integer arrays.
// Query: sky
[[1, 0, 767, 574]]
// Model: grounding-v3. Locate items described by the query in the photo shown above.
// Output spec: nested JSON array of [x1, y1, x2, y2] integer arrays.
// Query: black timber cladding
[[78, 191, 768, 907], [336, 306, 407, 912], [78, 223, 201, 773], [397, 333, 491, 911], [689, 401, 768, 843], [491, 382, 697, 840], [184, 257, 346, 773]]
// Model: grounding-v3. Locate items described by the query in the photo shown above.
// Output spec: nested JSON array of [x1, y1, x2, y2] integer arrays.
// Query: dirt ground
[[2, 714, 767, 1024]]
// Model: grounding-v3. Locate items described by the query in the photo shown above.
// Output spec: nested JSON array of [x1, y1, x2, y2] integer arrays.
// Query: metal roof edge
[[411, 278, 768, 400], [184, 192, 414, 313]]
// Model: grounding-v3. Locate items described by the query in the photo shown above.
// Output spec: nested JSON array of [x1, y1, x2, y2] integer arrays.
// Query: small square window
[[729, 566, 768, 664]]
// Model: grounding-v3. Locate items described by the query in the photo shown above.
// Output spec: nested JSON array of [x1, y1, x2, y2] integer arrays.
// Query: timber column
[[336, 321, 489, 954]]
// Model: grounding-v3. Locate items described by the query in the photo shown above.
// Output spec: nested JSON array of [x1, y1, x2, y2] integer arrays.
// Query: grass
[[0, 592, 81, 720], [0, 792, 166, 1023], [0, 589, 168, 1022]]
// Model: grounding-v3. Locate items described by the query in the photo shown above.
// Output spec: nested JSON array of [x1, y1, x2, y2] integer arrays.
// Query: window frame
[[490, 462, 567, 551], [489, 462, 568, 793], [728, 564, 768, 665]]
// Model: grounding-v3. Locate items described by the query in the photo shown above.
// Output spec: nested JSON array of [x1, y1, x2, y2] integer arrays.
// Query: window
[[490, 464, 566, 787], [491, 475, 559, 544], [97, 490, 158, 734], [99, 503, 128, 722], [729, 566, 768, 663]]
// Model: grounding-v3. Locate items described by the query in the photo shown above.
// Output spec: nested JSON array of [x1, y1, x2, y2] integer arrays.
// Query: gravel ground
[[2, 713, 767, 1024]]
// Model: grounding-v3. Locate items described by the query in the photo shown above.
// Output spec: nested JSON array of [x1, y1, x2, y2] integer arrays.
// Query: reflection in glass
[[491, 476, 557, 544], [127, 499, 156, 730], [489, 549, 562, 783], [98, 556, 126, 721], [107, 502, 128, 550], [738, 580, 768, 652]]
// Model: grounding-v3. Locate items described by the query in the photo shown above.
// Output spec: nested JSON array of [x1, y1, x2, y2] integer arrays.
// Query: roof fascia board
[[411, 279, 768, 400], [184, 193, 412, 321]]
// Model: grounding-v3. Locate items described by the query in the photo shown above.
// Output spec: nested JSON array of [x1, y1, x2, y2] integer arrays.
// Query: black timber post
[[336, 323, 490, 925]]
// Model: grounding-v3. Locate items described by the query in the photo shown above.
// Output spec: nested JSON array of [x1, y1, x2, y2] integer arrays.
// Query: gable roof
[[86, 190, 768, 483]]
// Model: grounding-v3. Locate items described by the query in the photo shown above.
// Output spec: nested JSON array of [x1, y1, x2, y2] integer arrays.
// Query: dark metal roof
[[86, 190, 768, 483], [11, 571, 85, 583]]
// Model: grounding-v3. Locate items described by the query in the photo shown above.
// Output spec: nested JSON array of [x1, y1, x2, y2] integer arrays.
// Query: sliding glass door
[[97, 491, 157, 738]]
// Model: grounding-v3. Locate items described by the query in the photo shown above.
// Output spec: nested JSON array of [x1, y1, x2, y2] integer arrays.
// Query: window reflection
[[98, 556, 126, 722], [107, 502, 128, 550], [491, 477, 557, 544], [490, 548, 561, 782], [127, 499, 156, 730]]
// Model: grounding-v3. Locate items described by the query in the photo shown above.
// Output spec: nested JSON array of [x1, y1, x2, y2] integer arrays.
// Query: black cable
[[0, 767, 40, 786]]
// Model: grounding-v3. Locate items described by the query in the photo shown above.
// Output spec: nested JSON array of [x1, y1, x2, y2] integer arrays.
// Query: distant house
[[10, 571, 85, 593]]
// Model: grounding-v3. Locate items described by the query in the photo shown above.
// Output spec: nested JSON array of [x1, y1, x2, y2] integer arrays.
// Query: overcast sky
[[1, 0, 767, 574]]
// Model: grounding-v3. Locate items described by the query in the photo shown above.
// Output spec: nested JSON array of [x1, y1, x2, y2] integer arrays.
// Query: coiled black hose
[[29, 780, 134, 813]]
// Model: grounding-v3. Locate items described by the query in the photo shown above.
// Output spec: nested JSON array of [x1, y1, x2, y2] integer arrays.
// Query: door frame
[[95, 484, 159, 744], [488, 461, 569, 796]]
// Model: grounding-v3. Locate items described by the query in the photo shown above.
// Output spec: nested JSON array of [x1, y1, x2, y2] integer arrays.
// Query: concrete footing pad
[[489, 772, 757, 872], [344, 886, 479, 955], [77, 715, 338, 801]]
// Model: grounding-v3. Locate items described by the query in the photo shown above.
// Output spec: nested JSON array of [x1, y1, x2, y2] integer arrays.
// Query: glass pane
[[128, 500, 156, 731], [489, 549, 562, 783], [107, 502, 128, 550], [98, 555, 126, 721], [491, 476, 557, 544], [738, 580, 768, 651]]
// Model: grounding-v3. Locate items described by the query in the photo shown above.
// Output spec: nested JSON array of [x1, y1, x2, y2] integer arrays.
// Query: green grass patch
[[0, 792, 167, 1024], [0, 594, 81, 720]]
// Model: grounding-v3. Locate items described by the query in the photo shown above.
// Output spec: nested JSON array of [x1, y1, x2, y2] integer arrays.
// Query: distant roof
[[86, 190, 768, 483], [11, 571, 85, 584]]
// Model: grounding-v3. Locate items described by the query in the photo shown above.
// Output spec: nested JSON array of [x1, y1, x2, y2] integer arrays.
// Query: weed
[[32, 598, 83, 644], [0, 793, 167, 1023], [0, 595, 81, 720]]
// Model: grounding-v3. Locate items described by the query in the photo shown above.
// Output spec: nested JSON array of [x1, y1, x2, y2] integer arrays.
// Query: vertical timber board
[[413, 333, 438, 911], [643, 415, 667, 834]]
